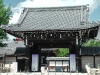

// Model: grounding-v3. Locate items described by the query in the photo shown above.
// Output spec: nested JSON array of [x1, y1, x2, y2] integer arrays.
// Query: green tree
[[82, 39, 100, 47], [0, 0, 12, 47], [55, 48, 69, 57]]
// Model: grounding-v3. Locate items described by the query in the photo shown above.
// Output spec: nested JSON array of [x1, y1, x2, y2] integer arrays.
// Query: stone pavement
[[0, 72, 87, 75]]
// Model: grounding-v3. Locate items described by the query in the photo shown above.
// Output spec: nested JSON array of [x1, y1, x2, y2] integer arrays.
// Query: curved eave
[[1, 23, 100, 32]]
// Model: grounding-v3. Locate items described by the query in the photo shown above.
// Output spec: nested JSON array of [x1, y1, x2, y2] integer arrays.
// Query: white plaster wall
[[5, 57, 16, 64], [81, 56, 93, 72]]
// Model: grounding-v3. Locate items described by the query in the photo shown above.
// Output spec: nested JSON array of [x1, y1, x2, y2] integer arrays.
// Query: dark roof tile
[[0, 41, 25, 55], [81, 47, 100, 55], [2, 5, 100, 31], [14, 47, 26, 55]]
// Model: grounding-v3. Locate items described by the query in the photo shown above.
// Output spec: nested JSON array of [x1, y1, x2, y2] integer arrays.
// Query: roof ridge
[[17, 8, 29, 25]]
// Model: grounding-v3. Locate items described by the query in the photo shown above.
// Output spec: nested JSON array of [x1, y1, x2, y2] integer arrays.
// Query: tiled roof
[[41, 48, 58, 51], [46, 57, 69, 60], [0, 48, 15, 55], [1, 5, 100, 31], [0, 41, 25, 55], [7, 41, 25, 48], [80, 47, 100, 55], [14, 47, 26, 55]]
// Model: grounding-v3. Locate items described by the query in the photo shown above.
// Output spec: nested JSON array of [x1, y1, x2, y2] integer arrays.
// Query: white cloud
[[8, 0, 100, 41], [3, 33, 16, 43]]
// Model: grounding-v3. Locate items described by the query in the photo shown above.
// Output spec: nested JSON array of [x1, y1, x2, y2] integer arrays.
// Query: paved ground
[[0, 72, 87, 75]]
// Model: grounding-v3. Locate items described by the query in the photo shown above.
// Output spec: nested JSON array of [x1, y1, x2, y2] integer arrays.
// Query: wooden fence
[[0, 63, 12, 72]]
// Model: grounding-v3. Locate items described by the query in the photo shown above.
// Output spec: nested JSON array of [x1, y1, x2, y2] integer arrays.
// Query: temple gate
[[1, 4, 100, 72]]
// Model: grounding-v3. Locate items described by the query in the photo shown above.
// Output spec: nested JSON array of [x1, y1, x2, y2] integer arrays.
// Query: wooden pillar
[[3, 54, 6, 67], [25, 38, 30, 72], [15, 55, 18, 62], [27, 41, 30, 72], [76, 45, 81, 72], [38, 45, 41, 72], [93, 54, 95, 68], [69, 44, 76, 54], [76, 34, 82, 72], [30, 43, 41, 72]]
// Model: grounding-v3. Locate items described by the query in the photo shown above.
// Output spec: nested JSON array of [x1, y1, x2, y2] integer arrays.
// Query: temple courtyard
[[0, 72, 87, 75]]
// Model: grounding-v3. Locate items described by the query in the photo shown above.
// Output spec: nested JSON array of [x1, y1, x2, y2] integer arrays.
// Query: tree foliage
[[55, 48, 69, 57], [82, 39, 100, 47], [0, 0, 12, 46]]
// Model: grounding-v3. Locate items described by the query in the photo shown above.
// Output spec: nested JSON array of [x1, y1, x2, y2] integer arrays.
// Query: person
[[45, 64, 47, 70], [41, 66, 45, 74], [67, 65, 69, 72], [44, 64, 48, 73], [85, 65, 90, 75]]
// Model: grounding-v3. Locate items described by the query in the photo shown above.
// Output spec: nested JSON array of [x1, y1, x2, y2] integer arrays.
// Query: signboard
[[12, 62, 17, 72], [70, 54, 76, 71], [31, 54, 39, 71]]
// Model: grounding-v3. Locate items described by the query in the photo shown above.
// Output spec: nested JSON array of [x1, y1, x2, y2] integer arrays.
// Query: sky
[[3, 0, 100, 41]]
